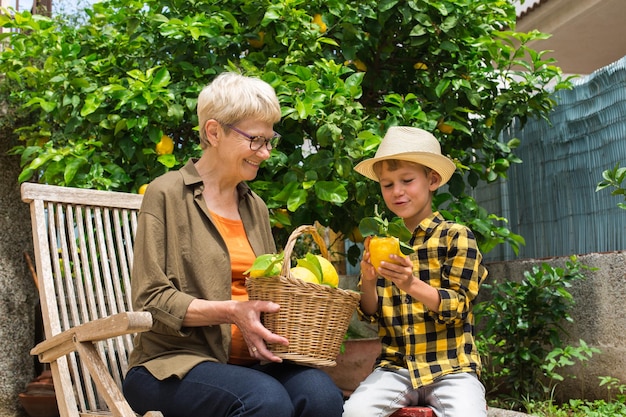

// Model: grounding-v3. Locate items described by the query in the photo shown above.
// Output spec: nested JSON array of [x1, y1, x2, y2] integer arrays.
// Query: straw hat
[[354, 126, 456, 186]]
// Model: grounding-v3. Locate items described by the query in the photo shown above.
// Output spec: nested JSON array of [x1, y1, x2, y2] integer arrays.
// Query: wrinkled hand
[[233, 300, 288, 363]]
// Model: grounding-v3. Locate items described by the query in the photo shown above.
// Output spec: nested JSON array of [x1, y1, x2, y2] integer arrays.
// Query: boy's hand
[[377, 253, 414, 292], [359, 236, 378, 283]]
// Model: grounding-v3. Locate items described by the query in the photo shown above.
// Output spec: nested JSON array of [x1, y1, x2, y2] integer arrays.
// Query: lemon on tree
[[312, 14, 327, 33], [248, 31, 265, 48], [359, 205, 415, 272], [156, 134, 174, 155], [138, 184, 149, 194]]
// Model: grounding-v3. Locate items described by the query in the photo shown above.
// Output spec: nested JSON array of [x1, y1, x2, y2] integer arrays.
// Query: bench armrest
[[32, 312, 153, 363]]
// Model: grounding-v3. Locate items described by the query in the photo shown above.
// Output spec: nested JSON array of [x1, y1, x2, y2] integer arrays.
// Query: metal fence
[[475, 55, 626, 262]]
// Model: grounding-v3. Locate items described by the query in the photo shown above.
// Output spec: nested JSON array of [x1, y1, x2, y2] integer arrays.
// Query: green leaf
[[296, 253, 323, 282], [314, 181, 348, 204]]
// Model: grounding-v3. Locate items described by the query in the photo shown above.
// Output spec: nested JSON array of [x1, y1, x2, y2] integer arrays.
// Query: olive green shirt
[[128, 159, 276, 380]]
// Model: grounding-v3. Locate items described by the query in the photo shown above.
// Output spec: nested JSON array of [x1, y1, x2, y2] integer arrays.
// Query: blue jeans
[[123, 361, 344, 417]]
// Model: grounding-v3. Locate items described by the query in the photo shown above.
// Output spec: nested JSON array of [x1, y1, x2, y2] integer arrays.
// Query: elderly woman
[[122, 72, 344, 417]]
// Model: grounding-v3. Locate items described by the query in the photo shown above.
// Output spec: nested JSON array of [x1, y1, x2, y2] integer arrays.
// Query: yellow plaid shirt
[[359, 212, 488, 388]]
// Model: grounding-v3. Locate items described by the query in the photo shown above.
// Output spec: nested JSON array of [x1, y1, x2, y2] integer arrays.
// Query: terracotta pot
[[323, 337, 381, 397], [19, 370, 59, 417], [18, 392, 59, 417]]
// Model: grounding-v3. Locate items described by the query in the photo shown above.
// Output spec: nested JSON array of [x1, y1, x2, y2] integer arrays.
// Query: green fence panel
[[476, 55, 626, 261]]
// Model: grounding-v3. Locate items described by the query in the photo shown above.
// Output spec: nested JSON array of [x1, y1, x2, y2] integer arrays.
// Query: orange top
[[210, 211, 257, 366]]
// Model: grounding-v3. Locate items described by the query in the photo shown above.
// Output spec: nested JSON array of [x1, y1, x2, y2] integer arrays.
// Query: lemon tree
[[2, 0, 567, 258]]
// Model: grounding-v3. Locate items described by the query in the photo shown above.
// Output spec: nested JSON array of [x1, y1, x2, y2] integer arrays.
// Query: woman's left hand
[[234, 300, 289, 363]]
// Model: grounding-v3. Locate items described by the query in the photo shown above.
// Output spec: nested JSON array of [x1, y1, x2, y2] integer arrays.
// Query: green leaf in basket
[[296, 253, 323, 283], [245, 253, 284, 278]]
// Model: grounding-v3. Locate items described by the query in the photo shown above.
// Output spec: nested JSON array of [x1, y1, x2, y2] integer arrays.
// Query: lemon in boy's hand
[[291, 266, 320, 284], [369, 236, 403, 271]]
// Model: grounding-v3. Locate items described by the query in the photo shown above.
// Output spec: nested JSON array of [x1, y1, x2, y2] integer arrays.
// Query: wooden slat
[[21, 182, 143, 210]]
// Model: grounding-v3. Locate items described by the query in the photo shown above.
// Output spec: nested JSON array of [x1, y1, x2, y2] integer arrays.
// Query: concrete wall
[[485, 251, 626, 401], [0, 139, 36, 417]]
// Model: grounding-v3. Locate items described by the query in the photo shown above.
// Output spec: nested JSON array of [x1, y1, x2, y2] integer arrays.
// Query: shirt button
[[404, 295, 411, 304], [406, 355, 414, 361]]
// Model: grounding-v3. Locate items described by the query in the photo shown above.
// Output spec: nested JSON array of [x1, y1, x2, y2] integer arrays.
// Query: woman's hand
[[233, 300, 289, 363]]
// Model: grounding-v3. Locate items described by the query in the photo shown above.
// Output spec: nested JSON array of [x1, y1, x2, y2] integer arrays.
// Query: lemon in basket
[[291, 266, 320, 284], [245, 253, 284, 278], [315, 255, 339, 288], [295, 253, 339, 288]]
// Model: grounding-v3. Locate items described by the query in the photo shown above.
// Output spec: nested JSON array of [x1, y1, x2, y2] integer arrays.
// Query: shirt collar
[[415, 211, 444, 235], [180, 158, 252, 200]]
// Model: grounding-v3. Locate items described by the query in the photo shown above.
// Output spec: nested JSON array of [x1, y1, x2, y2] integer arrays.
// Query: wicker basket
[[246, 225, 361, 367]]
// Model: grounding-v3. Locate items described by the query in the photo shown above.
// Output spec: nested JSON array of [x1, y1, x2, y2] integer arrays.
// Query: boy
[[344, 126, 488, 417]]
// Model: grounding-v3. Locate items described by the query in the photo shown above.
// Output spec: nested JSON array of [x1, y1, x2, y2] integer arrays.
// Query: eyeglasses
[[222, 123, 281, 151]]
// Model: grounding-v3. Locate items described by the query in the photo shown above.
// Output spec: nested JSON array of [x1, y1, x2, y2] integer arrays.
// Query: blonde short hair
[[197, 72, 281, 149]]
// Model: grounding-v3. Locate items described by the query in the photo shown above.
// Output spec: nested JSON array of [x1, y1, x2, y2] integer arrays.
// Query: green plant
[[476, 255, 596, 403], [357, 205, 415, 255], [1, 0, 572, 256], [599, 376, 626, 403], [523, 384, 626, 417], [596, 163, 626, 210]]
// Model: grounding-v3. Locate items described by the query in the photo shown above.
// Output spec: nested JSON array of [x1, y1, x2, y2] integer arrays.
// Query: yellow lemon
[[248, 261, 282, 278], [353, 59, 367, 72], [369, 236, 403, 271], [138, 184, 149, 195], [413, 62, 428, 70], [249, 31, 265, 48], [156, 135, 174, 155], [437, 120, 454, 134], [246, 254, 283, 278], [312, 14, 327, 33], [291, 266, 320, 284], [315, 255, 339, 288]]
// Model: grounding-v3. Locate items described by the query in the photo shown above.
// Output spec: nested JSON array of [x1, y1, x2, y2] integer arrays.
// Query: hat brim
[[354, 151, 456, 186]]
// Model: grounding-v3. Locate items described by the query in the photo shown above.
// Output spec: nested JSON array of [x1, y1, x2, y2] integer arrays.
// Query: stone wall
[[0, 140, 36, 417], [485, 251, 626, 401]]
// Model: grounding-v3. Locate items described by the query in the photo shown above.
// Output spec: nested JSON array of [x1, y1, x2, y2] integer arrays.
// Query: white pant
[[342, 368, 487, 417]]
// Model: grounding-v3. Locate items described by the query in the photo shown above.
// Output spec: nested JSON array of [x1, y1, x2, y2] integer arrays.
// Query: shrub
[[476, 255, 597, 404]]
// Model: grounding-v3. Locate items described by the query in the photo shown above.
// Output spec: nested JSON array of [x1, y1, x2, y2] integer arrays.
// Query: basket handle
[[280, 225, 330, 278]]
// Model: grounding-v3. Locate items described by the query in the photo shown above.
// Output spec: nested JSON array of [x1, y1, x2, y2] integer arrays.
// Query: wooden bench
[[22, 182, 433, 417], [22, 183, 161, 417]]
